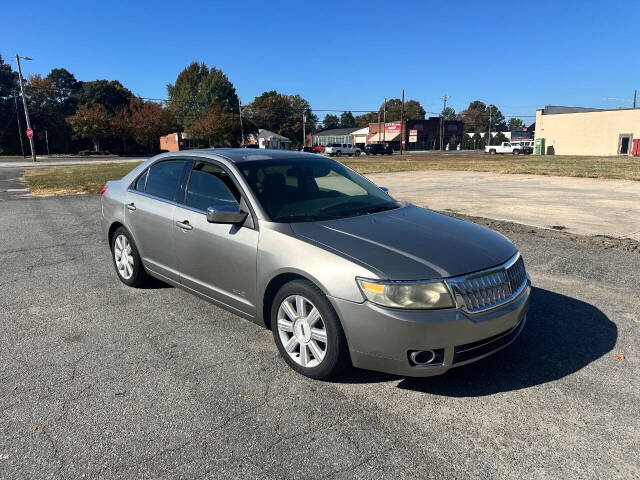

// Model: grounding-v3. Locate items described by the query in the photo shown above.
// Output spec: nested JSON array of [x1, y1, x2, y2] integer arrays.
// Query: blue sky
[[2, 0, 638, 121]]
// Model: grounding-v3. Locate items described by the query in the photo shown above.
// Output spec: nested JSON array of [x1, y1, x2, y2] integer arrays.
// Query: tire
[[110, 226, 149, 287], [335, 151, 342, 157], [354, 150, 360, 157], [271, 279, 350, 380], [512, 149, 520, 155], [489, 149, 496, 155]]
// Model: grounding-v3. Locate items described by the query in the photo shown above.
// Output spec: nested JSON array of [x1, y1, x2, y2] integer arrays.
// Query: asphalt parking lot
[[1, 194, 638, 479]]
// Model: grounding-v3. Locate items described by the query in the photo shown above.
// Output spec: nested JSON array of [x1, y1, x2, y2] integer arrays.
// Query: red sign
[[409, 129, 418, 135], [26, 128, 33, 138], [384, 122, 401, 133]]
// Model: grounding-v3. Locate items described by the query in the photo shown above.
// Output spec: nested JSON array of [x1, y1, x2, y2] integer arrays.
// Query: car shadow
[[138, 276, 173, 289], [334, 287, 617, 396]]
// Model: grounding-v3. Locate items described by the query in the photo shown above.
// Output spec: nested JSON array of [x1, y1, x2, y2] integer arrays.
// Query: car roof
[[156, 148, 327, 164]]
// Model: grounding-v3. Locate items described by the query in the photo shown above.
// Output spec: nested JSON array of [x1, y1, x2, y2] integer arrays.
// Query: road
[[0, 195, 638, 479], [368, 170, 640, 240]]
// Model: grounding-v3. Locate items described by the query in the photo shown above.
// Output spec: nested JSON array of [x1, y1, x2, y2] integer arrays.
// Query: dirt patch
[[445, 211, 640, 254]]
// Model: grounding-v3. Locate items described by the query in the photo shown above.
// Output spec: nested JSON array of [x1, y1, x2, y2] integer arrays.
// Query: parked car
[[101, 150, 530, 379], [485, 141, 529, 155], [299, 146, 316, 153], [324, 143, 361, 157], [313, 145, 325, 153], [242, 144, 259, 149], [364, 143, 393, 155]]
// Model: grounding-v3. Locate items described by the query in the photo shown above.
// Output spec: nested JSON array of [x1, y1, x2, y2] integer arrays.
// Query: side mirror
[[206, 204, 248, 224], [379, 186, 389, 193]]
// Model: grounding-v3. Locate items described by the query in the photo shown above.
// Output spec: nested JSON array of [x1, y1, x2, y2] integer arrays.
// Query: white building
[[257, 129, 291, 150]]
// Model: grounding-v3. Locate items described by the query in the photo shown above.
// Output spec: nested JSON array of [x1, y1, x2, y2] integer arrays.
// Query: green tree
[[354, 111, 378, 127], [493, 131, 507, 145], [472, 132, 484, 149], [0, 55, 18, 155], [46, 68, 80, 105], [487, 104, 507, 132], [67, 104, 110, 151], [75, 79, 133, 114], [381, 98, 425, 121], [322, 114, 339, 129], [340, 111, 355, 127], [167, 62, 239, 131], [507, 117, 525, 131], [441, 106, 456, 120], [110, 105, 134, 154], [246, 90, 315, 147]]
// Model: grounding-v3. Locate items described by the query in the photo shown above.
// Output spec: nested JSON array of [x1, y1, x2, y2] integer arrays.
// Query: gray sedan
[[101, 149, 530, 379]]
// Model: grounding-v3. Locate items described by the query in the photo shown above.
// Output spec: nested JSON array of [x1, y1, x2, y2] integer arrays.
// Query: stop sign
[[26, 128, 33, 138]]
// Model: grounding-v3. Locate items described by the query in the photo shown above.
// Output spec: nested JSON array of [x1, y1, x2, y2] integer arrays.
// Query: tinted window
[[134, 169, 148, 191], [144, 160, 188, 201], [186, 162, 240, 211]]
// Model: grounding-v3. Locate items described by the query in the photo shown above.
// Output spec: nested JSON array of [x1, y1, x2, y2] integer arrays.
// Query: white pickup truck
[[324, 143, 361, 157], [485, 142, 530, 155]]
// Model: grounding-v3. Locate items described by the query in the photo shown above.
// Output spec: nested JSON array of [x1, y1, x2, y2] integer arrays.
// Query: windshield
[[240, 158, 400, 222]]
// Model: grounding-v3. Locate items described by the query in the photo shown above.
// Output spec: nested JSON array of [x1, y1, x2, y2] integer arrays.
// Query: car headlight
[[356, 278, 455, 309]]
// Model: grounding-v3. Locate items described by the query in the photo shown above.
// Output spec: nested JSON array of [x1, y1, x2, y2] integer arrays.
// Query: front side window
[[241, 158, 399, 222], [185, 162, 241, 211], [142, 160, 189, 201]]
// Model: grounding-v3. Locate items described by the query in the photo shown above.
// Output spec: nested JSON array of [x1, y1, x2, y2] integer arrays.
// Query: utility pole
[[13, 94, 25, 158], [238, 99, 244, 145], [400, 89, 405, 156], [634, 89, 637, 109], [45, 130, 50, 155], [488, 105, 492, 147], [302, 113, 306, 148], [440, 95, 448, 151], [383, 98, 386, 144], [16, 54, 36, 162]]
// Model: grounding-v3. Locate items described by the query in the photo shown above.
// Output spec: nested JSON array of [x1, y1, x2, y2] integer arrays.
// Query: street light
[[15, 54, 36, 162]]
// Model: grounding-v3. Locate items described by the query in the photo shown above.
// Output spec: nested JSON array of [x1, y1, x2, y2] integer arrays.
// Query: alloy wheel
[[277, 295, 328, 368], [114, 234, 134, 280]]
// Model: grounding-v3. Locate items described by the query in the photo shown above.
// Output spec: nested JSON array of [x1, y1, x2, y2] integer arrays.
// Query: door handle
[[127, 202, 136, 211], [176, 220, 193, 231]]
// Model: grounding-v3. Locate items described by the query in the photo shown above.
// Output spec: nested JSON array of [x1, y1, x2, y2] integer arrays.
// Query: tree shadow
[[336, 287, 617, 396]]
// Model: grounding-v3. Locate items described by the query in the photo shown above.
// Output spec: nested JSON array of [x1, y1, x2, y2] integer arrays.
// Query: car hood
[[290, 204, 517, 280]]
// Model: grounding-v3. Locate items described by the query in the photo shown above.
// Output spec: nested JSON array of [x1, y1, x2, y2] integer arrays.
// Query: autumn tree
[[110, 106, 134, 154], [129, 99, 176, 152], [354, 112, 378, 127], [67, 104, 110, 151]]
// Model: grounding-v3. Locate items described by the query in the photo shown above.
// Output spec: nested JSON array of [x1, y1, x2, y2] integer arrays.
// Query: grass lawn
[[24, 162, 143, 196], [342, 153, 640, 180], [23, 153, 640, 196]]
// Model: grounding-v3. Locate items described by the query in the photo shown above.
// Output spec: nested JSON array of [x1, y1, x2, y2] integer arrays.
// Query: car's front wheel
[[335, 151, 342, 157], [111, 227, 148, 287], [271, 280, 349, 379]]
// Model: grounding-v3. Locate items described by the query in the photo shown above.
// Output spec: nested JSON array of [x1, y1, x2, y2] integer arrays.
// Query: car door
[[125, 159, 191, 282], [173, 160, 259, 317]]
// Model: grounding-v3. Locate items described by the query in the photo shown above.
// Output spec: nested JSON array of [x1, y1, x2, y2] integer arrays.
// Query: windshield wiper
[[355, 204, 399, 216]]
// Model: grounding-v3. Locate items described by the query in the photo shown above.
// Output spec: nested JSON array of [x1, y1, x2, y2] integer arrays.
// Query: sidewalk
[[0, 156, 148, 169], [367, 170, 640, 240]]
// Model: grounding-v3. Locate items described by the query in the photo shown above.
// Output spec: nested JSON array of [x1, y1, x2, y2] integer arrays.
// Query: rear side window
[[144, 160, 188, 201], [185, 162, 241, 211], [134, 169, 148, 191]]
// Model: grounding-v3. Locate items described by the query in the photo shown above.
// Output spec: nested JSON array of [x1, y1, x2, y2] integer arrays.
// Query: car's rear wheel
[[272, 280, 349, 379], [111, 227, 148, 287], [335, 151, 342, 157], [354, 150, 360, 156], [489, 149, 496, 155]]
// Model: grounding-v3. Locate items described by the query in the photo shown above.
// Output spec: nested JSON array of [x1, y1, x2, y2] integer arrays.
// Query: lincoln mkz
[[101, 150, 531, 379]]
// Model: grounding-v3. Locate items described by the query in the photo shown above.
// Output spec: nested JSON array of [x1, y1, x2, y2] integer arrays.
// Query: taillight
[[100, 184, 108, 196]]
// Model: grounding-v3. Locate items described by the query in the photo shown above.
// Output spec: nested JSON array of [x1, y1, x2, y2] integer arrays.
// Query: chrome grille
[[446, 254, 527, 313]]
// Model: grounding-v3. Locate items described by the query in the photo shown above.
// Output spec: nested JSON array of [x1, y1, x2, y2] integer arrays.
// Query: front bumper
[[329, 279, 531, 377]]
